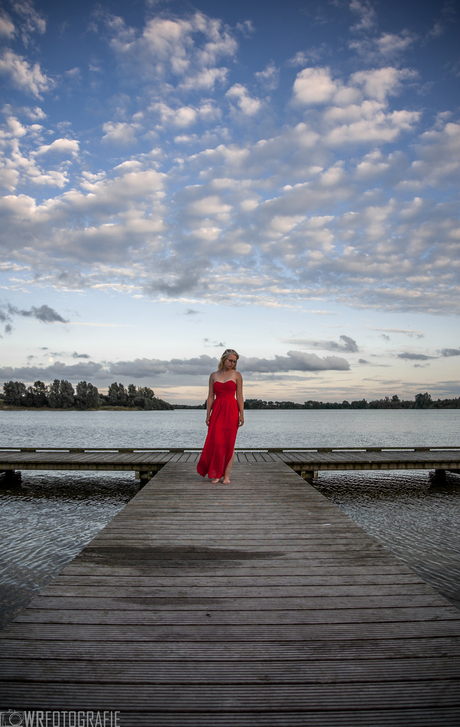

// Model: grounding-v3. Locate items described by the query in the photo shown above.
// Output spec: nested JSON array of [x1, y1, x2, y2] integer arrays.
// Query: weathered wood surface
[[1, 460, 460, 725], [1, 446, 459, 478]]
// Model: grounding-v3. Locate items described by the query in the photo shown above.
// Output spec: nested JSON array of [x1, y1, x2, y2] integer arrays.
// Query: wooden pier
[[1, 445, 459, 485], [1, 459, 460, 725]]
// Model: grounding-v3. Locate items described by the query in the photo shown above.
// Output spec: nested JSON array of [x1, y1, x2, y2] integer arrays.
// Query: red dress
[[197, 380, 239, 479]]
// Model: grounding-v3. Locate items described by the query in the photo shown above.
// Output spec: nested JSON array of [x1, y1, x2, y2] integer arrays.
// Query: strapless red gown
[[197, 380, 239, 479]]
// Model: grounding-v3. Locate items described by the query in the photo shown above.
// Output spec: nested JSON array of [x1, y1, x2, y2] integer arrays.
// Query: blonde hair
[[218, 348, 239, 371]]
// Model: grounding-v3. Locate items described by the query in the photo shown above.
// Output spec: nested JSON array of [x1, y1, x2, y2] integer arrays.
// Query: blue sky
[[0, 0, 459, 404]]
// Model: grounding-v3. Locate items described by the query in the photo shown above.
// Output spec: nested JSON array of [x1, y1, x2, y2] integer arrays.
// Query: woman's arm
[[205, 374, 215, 426], [236, 372, 244, 427]]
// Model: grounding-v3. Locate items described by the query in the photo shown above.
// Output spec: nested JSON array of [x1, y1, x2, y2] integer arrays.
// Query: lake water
[[0, 408, 459, 630]]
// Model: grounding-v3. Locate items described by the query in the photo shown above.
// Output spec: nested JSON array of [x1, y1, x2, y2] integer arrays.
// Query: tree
[[47, 379, 61, 408], [60, 380, 75, 408], [108, 382, 128, 406], [127, 383, 137, 407], [3, 381, 28, 406], [136, 386, 155, 409], [414, 392, 432, 409], [28, 380, 48, 407], [76, 381, 99, 409], [48, 379, 75, 408]]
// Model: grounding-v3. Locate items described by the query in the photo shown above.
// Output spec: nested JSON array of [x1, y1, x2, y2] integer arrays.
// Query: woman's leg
[[223, 452, 234, 484]]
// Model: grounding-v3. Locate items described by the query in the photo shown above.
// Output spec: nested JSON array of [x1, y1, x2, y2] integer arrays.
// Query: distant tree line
[[3, 382, 458, 411], [1, 380, 173, 410], [244, 393, 460, 410]]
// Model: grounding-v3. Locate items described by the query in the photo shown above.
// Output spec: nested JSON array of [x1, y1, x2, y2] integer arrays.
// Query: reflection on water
[[315, 470, 460, 611], [0, 472, 136, 630]]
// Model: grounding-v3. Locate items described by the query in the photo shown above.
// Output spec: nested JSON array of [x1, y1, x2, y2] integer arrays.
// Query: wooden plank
[[0, 681, 459, 711], [2, 656, 460, 681], [13, 605, 460, 625]]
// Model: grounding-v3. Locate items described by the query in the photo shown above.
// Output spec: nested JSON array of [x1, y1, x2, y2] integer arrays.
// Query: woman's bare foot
[[222, 477, 231, 484], [211, 478, 220, 484]]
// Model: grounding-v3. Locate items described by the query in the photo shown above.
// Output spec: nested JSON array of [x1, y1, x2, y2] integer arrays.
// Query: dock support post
[[432, 469, 447, 484], [137, 470, 153, 488], [300, 469, 317, 483], [0, 470, 22, 486]]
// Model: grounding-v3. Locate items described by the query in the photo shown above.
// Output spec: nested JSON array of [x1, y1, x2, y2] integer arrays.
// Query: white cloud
[[11, 0, 46, 43], [326, 106, 420, 146], [354, 150, 391, 180], [152, 101, 221, 128], [350, 33, 417, 63], [0, 14, 15, 39], [179, 66, 228, 91], [0, 50, 53, 97], [101, 121, 140, 144], [349, 0, 377, 32], [188, 194, 232, 218], [351, 68, 417, 102], [103, 11, 237, 90], [255, 62, 279, 90], [293, 67, 337, 105], [376, 32, 416, 57], [34, 138, 80, 157], [226, 84, 262, 116], [409, 122, 460, 186]]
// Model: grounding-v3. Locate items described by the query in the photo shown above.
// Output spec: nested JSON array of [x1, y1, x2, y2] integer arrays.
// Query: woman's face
[[224, 354, 237, 370]]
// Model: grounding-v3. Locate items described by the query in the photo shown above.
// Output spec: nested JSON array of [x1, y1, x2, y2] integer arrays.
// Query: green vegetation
[[244, 393, 460, 409], [1, 380, 173, 410], [2, 383, 459, 411]]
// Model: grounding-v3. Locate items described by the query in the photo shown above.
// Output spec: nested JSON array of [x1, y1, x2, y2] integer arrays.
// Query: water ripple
[[315, 470, 460, 611], [0, 472, 136, 630]]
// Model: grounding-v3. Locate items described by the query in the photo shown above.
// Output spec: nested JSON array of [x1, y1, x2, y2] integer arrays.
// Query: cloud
[[34, 138, 80, 157], [409, 122, 460, 186], [255, 62, 279, 90], [349, 0, 377, 32], [293, 67, 338, 105], [0, 302, 68, 324], [98, 10, 237, 90], [108, 351, 350, 378], [226, 84, 262, 116], [441, 348, 460, 357], [349, 33, 417, 63], [0, 14, 15, 39], [11, 0, 46, 44], [109, 355, 216, 378], [101, 121, 140, 144], [239, 351, 350, 373], [397, 352, 435, 360], [282, 335, 359, 353], [350, 68, 417, 102], [0, 361, 104, 382], [0, 50, 53, 97]]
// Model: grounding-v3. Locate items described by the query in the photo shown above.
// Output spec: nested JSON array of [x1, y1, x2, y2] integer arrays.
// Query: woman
[[197, 348, 244, 484]]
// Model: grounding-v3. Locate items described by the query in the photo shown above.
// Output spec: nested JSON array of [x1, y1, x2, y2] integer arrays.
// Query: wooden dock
[[1, 445, 459, 484], [1, 460, 460, 725]]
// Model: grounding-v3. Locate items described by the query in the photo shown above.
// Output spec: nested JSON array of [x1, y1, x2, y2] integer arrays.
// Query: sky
[[0, 0, 459, 404]]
